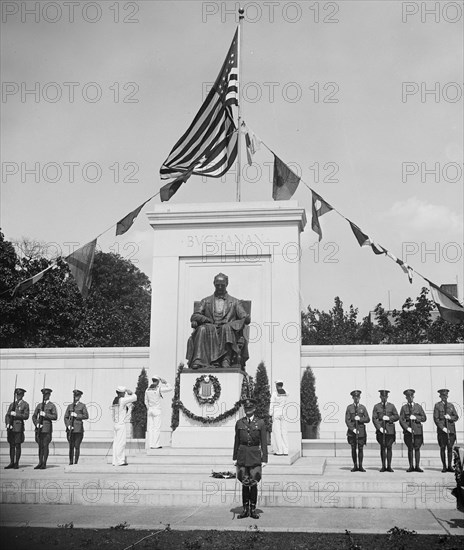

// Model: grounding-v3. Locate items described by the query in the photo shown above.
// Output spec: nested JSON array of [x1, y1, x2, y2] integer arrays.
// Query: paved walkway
[[1, 503, 463, 535]]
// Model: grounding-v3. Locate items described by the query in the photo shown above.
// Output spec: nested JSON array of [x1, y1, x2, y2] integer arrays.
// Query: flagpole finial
[[239, 8, 244, 18]]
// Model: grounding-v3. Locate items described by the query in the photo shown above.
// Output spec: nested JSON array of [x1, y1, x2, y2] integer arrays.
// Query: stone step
[[1, 480, 455, 509], [1, 455, 456, 509], [302, 440, 452, 459]]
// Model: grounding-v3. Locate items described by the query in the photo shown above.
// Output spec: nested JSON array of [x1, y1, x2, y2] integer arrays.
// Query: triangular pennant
[[272, 155, 301, 200], [160, 164, 196, 202], [311, 190, 333, 241], [348, 220, 370, 247], [65, 239, 97, 299], [12, 263, 55, 297], [116, 198, 151, 236], [427, 279, 464, 324]]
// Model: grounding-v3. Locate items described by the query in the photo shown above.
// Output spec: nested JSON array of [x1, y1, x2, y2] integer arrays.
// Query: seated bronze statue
[[186, 273, 251, 369]]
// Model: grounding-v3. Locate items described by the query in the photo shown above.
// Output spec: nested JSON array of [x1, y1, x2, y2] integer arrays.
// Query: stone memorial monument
[[147, 201, 307, 449]]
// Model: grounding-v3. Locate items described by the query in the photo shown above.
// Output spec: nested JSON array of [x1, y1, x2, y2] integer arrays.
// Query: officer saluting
[[233, 398, 268, 519], [32, 388, 58, 470], [433, 389, 459, 473], [4, 387, 29, 470], [399, 389, 427, 472], [372, 390, 399, 472], [64, 389, 89, 465], [345, 390, 370, 472]]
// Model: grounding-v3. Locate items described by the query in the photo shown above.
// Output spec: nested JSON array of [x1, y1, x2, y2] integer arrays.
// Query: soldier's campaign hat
[[41, 388, 52, 394], [403, 389, 415, 396], [73, 389, 83, 396], [350, 390, 361, 397], [438, 388, 449, 395], [152, 375, 160, 381], [243, 398, 257, 411], [116, 386, 126, 393], [275, 380, 283, 385], [15, 388, 26, 394], [378, 390, 390, 396]]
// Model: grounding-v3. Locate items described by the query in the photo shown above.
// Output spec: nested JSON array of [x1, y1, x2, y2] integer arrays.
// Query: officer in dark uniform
[[32, 388, 58, 470], [372, 390, 399, 472], [399, 388, 427, 472], [64, 389, 89, 465], [345, 390, 370, 472], [233, 398, 268, 519], [433, 389, 459, 473], [4, 388, 30, 469]]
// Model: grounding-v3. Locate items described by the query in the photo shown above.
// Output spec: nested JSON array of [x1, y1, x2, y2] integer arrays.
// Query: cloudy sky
[[2, 0, 463, 316]]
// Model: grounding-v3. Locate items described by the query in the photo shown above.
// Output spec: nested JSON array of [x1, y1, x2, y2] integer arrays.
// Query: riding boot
[[386, 448, 393, 472], [358, 448, 366, 472], [379, 447, 386, 472], [447, 447, 453, 472], [414, 449, 423, 472], [350, 446, 358, 472], [249, 485, 259, 519], [238, 485, 250, 518], [250, 504, 259, 519], [238, 503, 249, 519]]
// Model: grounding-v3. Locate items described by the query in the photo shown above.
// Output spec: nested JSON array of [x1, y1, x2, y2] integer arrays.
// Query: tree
[[300, 367, 321, 437], [301, 297, 361, 345], [131, 367, 148, 438], [301, 289, 463, 345], [253, 361, 271, 434], [0, 233, 152, 348], [76, 251, 151, 347]]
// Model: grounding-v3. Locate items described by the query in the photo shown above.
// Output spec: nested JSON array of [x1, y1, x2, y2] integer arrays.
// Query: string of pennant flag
[[6, 192, 159, 299], [5, 24, 463, 326], [240, 120, 463, 325]]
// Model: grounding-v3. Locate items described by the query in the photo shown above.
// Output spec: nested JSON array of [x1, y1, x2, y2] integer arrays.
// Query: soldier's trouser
[[68, 433, 84, 464], [438, 432, 456, 466], [7, 431, 24, 465], [37, 433, 52, 465], [350, 445, 364, 467]]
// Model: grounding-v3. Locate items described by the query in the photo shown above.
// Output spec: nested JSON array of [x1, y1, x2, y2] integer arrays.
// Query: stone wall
[[1, 344, 462, 444]]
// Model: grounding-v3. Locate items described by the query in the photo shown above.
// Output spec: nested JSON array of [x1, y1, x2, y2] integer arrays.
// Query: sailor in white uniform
[[144, 376, 173, 449]]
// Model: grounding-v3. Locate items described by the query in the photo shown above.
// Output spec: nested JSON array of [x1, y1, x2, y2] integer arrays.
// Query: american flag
[[159, 29, 239, 201]]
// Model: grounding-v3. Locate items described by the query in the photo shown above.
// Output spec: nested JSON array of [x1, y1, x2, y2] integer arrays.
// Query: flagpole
[[236, 7, 245, 202]]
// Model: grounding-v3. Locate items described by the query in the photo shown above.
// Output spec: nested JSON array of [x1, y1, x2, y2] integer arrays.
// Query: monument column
[[147, 201, 306, 450]]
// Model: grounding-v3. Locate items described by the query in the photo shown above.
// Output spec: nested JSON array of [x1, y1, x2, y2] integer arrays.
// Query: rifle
[[354, 403, 359, 446], [408, 402, 415, 448], [7, 375, 18, 431], [36, 375, 46, 433], [382, 402, 386, 447], [444, 402, 450, 446], [67, 378, 77, 442]]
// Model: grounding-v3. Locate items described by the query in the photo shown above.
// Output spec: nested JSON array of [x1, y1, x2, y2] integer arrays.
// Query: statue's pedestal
[[172, 368, 244, 448]]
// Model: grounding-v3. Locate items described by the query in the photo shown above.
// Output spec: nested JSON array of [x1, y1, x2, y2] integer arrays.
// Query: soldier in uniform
[[233, 398, 268, 519], [32, 388, 58, 470], [433, 389, 459, 473], [4, 387, 30, 469], [64, 389, 89, 465], [372, 390, 399, 472], [345, 390, 370, 472], [399, 388, 427, 472]]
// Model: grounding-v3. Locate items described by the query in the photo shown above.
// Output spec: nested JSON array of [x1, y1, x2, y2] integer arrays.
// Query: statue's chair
[[189, 300, 251, 368]]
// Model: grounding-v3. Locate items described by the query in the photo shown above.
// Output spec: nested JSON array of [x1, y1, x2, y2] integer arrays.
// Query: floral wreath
[[193, 374, 221, 405], [171, 363, 253, 429]]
